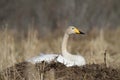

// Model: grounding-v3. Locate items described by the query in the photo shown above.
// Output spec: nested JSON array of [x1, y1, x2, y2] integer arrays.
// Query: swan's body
[[27, 26, 86, 67], [28, 54, 85, 67]]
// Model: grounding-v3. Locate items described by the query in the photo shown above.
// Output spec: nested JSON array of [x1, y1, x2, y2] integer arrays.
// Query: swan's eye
[[72, 28, 74, 30]]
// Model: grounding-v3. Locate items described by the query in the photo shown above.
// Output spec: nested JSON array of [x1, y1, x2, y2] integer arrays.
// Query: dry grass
[[0, 27, 120, 72]]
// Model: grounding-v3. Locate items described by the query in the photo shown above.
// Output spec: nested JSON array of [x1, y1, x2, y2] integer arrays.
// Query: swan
[[27, 26, 86, 67]]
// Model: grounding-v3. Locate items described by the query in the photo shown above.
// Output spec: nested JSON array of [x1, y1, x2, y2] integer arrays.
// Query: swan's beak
[[74, 28, 80, 34], [74, 28, 85, 34]]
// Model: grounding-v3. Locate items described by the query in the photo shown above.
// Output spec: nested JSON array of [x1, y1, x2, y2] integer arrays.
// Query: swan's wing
[[57, 55, 74, 67], [27, 54, 58, 64], [76, 55, 86, 65], [57, 55, 86, 67]]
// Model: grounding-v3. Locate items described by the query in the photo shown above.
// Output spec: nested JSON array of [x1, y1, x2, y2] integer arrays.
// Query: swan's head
[[66, 26, 85, 35]]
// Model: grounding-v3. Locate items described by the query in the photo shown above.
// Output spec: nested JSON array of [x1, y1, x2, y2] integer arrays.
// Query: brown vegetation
[[0, 27, 120, 80], [0, 62, 120, 80]]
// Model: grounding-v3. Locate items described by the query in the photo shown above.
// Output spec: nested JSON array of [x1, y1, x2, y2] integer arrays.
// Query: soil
[[0, 61, 120, 80]]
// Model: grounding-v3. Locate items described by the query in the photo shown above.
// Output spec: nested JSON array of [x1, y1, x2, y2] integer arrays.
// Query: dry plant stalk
[[104, 50, 108, 68], [40, 62, 46, 80]]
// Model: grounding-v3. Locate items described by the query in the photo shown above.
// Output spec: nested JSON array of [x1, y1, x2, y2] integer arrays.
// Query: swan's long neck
[[62, 33, 71, 57]]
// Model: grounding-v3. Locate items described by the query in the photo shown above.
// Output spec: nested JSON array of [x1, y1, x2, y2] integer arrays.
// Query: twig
[[104, 50, 108, 68], [40, 62, 46, 80]]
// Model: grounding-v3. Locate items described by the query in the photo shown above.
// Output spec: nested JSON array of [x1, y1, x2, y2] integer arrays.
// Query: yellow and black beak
[[74, 28, 85, 34]]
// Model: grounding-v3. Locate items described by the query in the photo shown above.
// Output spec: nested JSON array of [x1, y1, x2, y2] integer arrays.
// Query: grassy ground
[[0, 27, 120, 72]]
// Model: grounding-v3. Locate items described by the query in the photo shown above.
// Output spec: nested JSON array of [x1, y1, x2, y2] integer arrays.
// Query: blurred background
[[0, 0, 120, 33], [0, 0, 120, 70]]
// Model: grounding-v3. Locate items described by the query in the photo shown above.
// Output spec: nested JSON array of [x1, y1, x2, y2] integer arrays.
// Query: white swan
[[27, 26, 86, 67]]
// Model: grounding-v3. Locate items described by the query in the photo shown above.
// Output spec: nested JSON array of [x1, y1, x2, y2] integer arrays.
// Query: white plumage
[[27, 54, 58, 63], [27, 26, 86, 67]]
